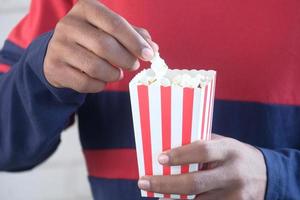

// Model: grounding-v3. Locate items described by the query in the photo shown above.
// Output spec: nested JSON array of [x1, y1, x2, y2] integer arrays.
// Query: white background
[[0, 0, 93, 199]]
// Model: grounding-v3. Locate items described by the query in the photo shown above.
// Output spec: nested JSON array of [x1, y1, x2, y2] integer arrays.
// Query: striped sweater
[[0, 0, 300, 199]]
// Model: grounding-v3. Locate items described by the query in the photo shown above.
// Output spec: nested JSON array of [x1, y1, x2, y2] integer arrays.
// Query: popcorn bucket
[[129, 69, 216, 199]]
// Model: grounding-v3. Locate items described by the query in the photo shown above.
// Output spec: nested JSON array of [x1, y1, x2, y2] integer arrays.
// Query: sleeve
[[259, 148, 300, 200], [0, 0, 84, 171]]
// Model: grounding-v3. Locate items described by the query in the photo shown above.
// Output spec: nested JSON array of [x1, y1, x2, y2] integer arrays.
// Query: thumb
[[133, 26, 159, 53]]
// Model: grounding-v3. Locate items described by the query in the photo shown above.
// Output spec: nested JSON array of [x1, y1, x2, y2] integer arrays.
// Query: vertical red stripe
[[0, 64, 10, 73], [206, 82, 214, 140], [137, 85, 154, 198], [181, 88, 194, 199], [201, 86, 209, 140], [161, 86, 171, 198]]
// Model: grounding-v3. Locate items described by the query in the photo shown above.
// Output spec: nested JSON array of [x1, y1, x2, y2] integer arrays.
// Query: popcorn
[[138, 75, 157, 85], [159, 77, 171, 87], [129, 54, 217, 199], [172, 74, 198, 88], [150, 52, 168, 79], [136, 52, 213, 88], [133, 54, 217, 85]]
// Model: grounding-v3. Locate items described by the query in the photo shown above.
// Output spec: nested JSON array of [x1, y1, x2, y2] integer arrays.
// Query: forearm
[[0, 32, 86, 171]]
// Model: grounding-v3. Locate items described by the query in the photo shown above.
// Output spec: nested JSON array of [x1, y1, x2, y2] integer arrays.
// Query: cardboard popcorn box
[[129, 69, 216, 199]]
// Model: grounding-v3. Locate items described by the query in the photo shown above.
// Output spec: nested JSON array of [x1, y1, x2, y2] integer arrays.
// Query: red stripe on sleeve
[[84, 149, 139, 180], [181, 88, 195, 199], [137, 85, 154, 198], [0, 64, 10, 73], [8, 0, 73, 49]]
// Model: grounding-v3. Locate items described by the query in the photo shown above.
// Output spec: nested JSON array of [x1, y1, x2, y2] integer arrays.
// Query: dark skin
[[138, 134, 267, 200], [44, 0, 267, 199], [44, 0, 158, 93]]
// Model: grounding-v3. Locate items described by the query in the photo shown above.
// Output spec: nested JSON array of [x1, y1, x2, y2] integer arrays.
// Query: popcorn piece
[[160, 77, 171, 87], [189, 78, 200, 88], [196, 74, 206, 82], [138, 75, 156, 85], [150, 53, 168, 79], [181, 74, 192, 87], [196, 73, 209, 88], [172, 74, 183, 86]]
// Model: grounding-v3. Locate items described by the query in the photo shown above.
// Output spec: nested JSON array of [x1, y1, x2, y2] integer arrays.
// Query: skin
[[138, 134, 267, 200], [43, 0, 267, 198], [44, 0, 158, 93]]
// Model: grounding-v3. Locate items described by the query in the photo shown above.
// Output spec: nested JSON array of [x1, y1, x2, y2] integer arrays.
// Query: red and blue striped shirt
[[0, 0, 300, 199]]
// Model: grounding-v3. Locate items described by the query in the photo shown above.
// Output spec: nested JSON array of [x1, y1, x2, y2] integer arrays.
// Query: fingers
[[47, 62, 106, 93], [138, 170, 223, 195], [134, 26, 152, 40], [211, 133, 224, 140], [194, 189, 224, 200], [60, 16, 140, 70], [80, 0, 155, 61], [195, 188, 241, 200], [158, 139, 231, 166], [57, 41, 123, 82], [134, 26, 159, 52], [159, 189, 239, 200], [45, 0, 158, 92]]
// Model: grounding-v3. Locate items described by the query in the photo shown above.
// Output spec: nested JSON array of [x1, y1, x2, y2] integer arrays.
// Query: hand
[[138, 134, 267, 200], [44, 0, 158, 93]]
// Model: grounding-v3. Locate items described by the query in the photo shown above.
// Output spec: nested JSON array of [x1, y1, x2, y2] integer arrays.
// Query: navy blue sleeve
[[259, 148, 300, 200], [0, 31, 86, 171]]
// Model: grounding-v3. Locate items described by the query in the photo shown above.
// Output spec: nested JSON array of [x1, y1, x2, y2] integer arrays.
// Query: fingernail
[[132, 60, 140, 70], [146, 38, 159, 52], [152, 42, 159, 52], [119, 69, 124, 80], [142, 47, 154, 60], [158, 154, 169, 164], [138, 179, 150, 190]]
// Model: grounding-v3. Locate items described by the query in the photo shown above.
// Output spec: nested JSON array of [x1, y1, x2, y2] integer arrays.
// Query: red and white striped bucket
[[129, 69, 216, 199]]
